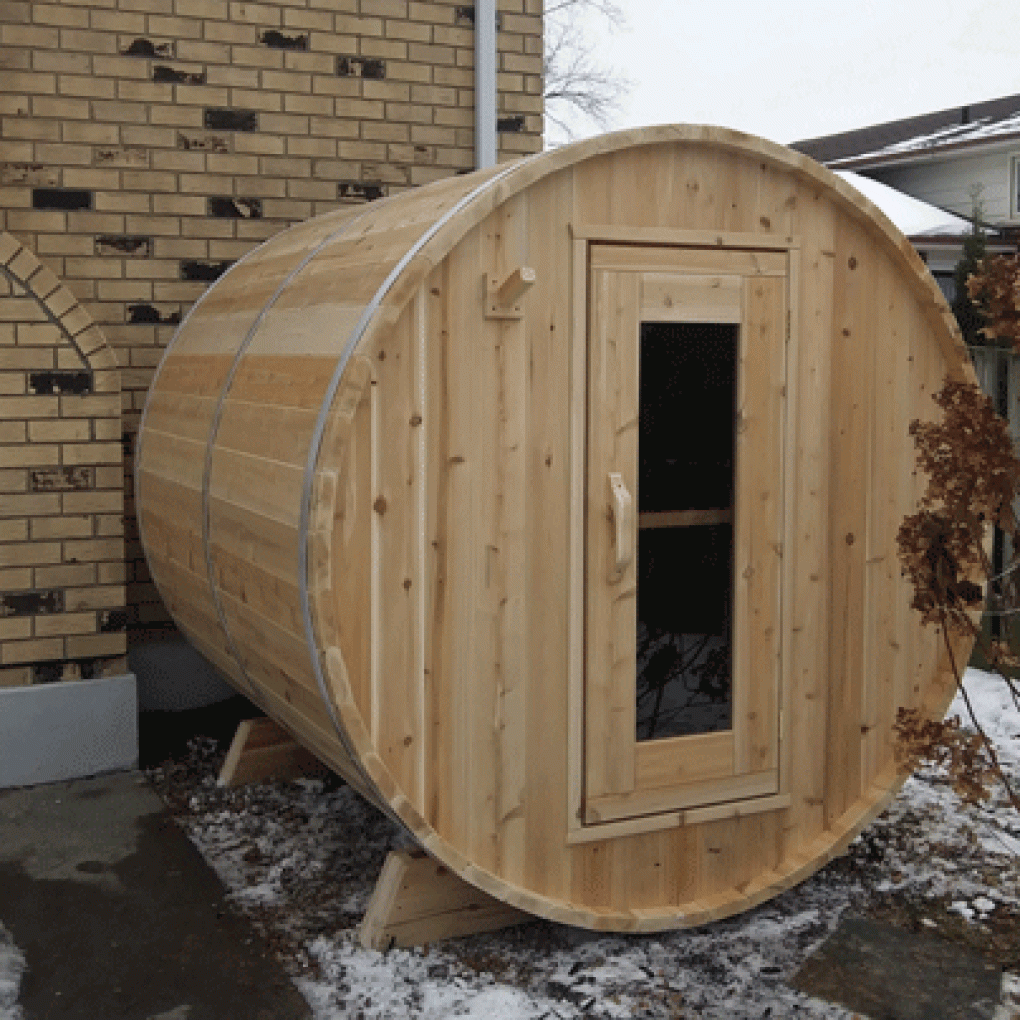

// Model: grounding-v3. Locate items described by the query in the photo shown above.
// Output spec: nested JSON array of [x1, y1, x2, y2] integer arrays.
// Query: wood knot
[[845, 532, 855, 545], [377, 350, 386, 360], [403, 735, 413, 746], [403, 577, 412, 590], [409, 414, 422, 426], [373, 496, 387, 515], [848, 256, 858, 270]]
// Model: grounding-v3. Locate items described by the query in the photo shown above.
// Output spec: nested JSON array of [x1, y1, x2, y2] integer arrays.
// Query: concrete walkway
[[0, 771, 310, 1020], [793, 915, 1004, 1020]]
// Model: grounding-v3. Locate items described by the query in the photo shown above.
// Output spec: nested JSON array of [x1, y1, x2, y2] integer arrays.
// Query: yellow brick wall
[[0, 231, 126, 685], [0, 0, 543, 633]]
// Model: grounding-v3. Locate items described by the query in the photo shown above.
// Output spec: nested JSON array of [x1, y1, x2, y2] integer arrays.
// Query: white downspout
[[474, 0, 498, 170]]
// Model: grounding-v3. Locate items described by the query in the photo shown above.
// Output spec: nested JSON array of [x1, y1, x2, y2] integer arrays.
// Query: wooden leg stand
[[218, 717, 331, 787], [360, 850, 531, 951]]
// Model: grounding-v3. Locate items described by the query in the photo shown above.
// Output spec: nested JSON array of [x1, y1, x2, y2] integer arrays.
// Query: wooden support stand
[[360, 850, 531, 951], [219, 717, 331, 787]]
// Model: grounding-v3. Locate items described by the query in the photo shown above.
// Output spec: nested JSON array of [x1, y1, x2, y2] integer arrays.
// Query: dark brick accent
[[338, 180, 385, 202], [260, 29, 308, 50], [203, 108, 258, 132], [0, 163, 58, 186], [176, 132, 229, 152], [153, 65, 207, 85], [336, 56, 386, 79], [31, 467, 95, 492], [32, 662, 64, 684], [497, 115, 525, 133], [100, 609, 128, 633], [121, 38, 174, 58], [29, 371, 92, 395], [180, 259, 233, 281], [126, 303, 181, 324], [95, 235, 152, 258], [30, 658, 111, 683], [207, 197, 263, 219], [454, 6, 503, 28], [0, 590, 65, 618], [32, 188, 92, 211]]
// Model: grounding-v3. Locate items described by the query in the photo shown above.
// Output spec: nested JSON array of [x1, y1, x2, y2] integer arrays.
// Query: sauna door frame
[[566, 226, 800, 844]]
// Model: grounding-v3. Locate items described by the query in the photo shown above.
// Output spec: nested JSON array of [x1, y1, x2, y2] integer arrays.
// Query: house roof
[[792, 93, 1020, 168]]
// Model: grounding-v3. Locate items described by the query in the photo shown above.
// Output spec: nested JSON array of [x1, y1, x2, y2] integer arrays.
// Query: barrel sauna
[[137, 125, 975, 931]]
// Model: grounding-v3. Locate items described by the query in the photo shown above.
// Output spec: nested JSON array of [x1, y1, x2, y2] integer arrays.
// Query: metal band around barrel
[[133, 242, 268, 625], [199, 205, 383, 706], [298, 162, 523, 829]]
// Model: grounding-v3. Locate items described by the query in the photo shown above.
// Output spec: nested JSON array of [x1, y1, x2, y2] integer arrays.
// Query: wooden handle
[[608, 472, 633, 576]]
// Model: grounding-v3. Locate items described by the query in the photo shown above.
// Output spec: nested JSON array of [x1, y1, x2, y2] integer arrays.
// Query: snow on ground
[[0, 923, 25, 1020], [148, 666, 1020, 1020]]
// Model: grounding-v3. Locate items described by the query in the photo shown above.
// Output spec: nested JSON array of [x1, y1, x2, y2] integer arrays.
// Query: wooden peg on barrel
[[484, 265, 535, 319]]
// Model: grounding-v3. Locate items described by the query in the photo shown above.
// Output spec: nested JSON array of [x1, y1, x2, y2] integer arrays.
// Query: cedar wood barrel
[[136, 125, 976, 931]]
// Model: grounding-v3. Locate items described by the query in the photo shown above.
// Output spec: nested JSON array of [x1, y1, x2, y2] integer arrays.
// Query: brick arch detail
[[0, 231, 127, 684], [0, 232, 118, 376]]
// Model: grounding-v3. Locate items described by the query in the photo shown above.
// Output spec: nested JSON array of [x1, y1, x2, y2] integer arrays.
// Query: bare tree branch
[[543, 0, 631, 144], [544, 0, 624, 20]]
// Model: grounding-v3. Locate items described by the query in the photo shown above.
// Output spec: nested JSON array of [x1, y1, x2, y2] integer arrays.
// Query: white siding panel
[[871, 151, 1015, 222]]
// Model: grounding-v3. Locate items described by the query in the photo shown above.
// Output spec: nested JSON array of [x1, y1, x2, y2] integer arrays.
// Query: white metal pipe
[[474, 0, 498, 170]]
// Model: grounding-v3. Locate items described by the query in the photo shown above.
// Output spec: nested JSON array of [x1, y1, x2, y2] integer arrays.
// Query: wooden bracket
[[484, 266, 536, 320], [360, 849, 531, 951], [218, 717, 330, 787]]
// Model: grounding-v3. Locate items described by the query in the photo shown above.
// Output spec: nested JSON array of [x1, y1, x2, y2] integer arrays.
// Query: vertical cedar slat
[[734, 274, 785, 775], [468, 221, 501, 872], [825, 222, 874, 824], [585, 268, 640, 800], [524, 166, 574, 902], [781, 186, 835, 854], [490, 195, 530, 884]]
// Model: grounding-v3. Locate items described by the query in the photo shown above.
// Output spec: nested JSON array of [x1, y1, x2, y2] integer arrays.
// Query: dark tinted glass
[[635, 322, 737, 741]]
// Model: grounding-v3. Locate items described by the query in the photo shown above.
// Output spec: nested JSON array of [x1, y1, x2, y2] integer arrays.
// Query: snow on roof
[[831, 110, 1020, 167], [836, 170, 974, 238]]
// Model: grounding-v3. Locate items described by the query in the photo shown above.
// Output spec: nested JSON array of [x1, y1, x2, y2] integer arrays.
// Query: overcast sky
[[556, 0, 1020, 146]]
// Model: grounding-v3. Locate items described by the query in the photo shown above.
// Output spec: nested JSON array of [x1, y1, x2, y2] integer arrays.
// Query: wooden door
[[584, 243, 787, 827]]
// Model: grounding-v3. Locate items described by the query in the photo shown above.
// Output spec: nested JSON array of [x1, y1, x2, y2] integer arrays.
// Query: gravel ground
[[142, 668, 1020, 1019]]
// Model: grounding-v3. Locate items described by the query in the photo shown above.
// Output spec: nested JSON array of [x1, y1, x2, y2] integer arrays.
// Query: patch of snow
[[950, 900, 976, 920], [836, 171, 973, 237], [951, 669, 1020, 772], [0, 923, 24, 1020]]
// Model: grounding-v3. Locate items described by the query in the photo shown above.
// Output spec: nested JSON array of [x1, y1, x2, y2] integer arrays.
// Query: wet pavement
[[793, 914, 1004, 1020], [0, 771, 310, 1020]]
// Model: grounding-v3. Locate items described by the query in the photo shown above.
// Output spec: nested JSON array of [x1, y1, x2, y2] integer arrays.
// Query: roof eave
[[828, 131, 1020, 172]]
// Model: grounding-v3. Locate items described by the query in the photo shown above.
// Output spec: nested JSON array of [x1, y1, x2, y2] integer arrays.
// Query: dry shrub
[[968, 252, 1020, 347], [895, 290, 1020, 809], [897, 379, 1020, 633], [894, 707, 999, 805]]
